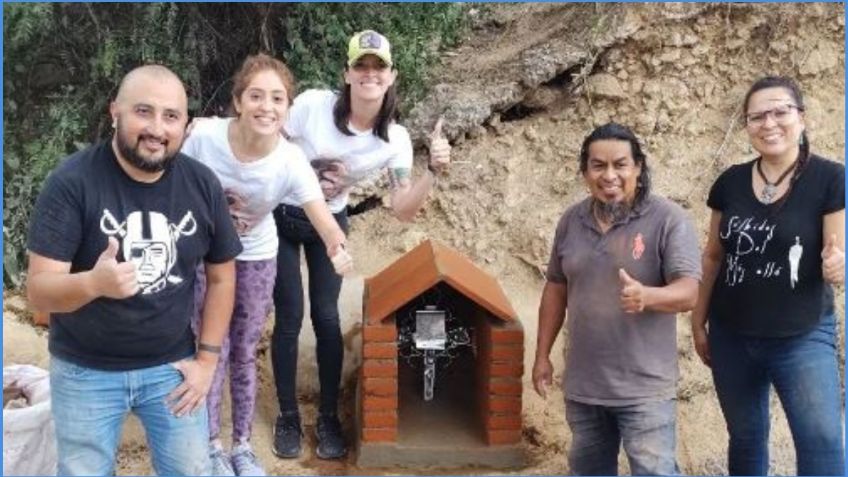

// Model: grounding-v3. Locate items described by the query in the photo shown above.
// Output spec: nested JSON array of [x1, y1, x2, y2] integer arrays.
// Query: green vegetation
[[3, 2, 468, 287]]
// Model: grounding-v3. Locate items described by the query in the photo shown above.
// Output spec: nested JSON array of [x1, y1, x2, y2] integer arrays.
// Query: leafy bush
[[2, 2, 468, 287]]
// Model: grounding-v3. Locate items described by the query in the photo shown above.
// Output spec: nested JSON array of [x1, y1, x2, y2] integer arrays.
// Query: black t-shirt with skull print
[[706, 155, 844, 338], [27, 140, 242, 370]]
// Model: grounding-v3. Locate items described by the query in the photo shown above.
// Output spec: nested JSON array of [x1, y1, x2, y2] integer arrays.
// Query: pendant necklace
[[756, 157, 796, 203]]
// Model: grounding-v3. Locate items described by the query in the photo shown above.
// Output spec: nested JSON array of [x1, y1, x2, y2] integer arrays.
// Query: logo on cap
[[348, 30, 392, 67], [359, 31, 382, 49]]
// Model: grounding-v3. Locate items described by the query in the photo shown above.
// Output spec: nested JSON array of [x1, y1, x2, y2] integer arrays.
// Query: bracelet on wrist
[[198, 343, 222, 354]]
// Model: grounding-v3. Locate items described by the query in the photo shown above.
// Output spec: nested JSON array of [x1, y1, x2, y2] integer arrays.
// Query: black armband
[[198, 343, 222, 354]]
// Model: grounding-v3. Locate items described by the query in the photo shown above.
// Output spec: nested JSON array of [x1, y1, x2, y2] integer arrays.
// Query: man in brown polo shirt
[[533, 123, 701, 476]]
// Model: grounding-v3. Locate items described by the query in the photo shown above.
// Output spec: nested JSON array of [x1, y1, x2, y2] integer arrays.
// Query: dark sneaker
[[272, 412, 303, 459], [315, 414, 347, 460]]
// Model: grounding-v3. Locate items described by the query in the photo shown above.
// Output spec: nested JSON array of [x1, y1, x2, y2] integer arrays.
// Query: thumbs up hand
[[427, 117, 451, 175], [619, 268, 646, 313], [91, 237, 139, 299], [821, 233, 844, 285]]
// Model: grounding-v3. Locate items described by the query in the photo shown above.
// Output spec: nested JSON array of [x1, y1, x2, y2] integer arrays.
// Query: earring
[[799, 133, 806, 146]]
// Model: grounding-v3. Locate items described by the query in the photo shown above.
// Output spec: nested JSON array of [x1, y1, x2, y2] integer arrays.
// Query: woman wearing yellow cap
[[270, 30, 451, 460]]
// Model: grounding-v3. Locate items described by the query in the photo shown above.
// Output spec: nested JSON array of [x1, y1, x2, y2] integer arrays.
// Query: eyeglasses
[[745, 104, 803, 127]]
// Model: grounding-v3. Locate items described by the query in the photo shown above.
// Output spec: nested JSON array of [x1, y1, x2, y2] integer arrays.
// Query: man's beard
[[592, 198, 632, 225], [115, 120, 180, 173]]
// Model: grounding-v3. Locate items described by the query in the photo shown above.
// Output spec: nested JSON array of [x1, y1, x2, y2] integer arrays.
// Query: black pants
[[271, 204, 349, 416]]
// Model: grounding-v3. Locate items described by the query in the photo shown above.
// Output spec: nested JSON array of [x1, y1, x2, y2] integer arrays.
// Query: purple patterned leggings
[[192, 259, 277, 442]]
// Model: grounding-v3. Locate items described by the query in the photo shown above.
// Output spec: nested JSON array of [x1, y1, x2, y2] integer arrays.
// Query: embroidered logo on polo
[[632, 233, 645, 260], [100, 209, 197, 294]]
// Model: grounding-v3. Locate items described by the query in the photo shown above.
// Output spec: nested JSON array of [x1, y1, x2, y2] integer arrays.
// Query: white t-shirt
[[181, 117, 323, 260], [283, 89, 414, 213]]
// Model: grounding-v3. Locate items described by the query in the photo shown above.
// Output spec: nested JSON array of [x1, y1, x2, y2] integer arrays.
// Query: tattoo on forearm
[[388, 168, 411, 189]]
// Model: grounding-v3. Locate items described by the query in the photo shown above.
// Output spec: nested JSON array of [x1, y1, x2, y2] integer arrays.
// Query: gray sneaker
[[209, 444, 235, 476], [230, 442, 266, 476]]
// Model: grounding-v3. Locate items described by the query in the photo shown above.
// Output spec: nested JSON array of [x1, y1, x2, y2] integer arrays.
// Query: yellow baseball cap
[[347, 30, 393, 67]]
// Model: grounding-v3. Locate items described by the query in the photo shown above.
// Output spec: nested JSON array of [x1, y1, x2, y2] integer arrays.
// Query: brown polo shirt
[[546, 194, 701, 406]]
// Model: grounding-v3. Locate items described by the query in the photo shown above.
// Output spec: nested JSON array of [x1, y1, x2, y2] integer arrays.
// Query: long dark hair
[[579, 122, 652, 207], [743, 75, 810, 209], [332, 71, 400, 142]]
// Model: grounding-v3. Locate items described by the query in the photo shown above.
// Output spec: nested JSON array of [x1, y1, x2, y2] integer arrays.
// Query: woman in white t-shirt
[[270, 30, 451, 460], [181, 53, 351, 476]]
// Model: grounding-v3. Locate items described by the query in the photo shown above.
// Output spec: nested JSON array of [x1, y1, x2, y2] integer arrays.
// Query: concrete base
[[356, 440, 526, 470], [355, 354, 526, 469]]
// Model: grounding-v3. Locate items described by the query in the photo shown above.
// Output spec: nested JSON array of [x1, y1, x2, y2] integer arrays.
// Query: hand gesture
[[167, 358, 217, 417], [619, 268, 645, 313], [330, 243, 354, 276], [691, 323, 711, 367], [532, 356, 554, 399], [91, 237, 138, 299], [428, 117, 451, 174], [821, 233, 844, 285]]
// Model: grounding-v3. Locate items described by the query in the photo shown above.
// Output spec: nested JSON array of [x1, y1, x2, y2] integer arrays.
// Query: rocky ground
[[4, 3, 845, 475]]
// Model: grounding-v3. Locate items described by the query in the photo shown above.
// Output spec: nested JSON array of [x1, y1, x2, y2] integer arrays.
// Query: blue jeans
[[565, 398, 678, 476], [271, 204, 349, 416], [50, 356, 212, 476], [709, 311, 844, 476]]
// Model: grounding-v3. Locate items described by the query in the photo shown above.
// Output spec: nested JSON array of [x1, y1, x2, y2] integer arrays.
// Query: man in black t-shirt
[[26, 65, 242, 476]]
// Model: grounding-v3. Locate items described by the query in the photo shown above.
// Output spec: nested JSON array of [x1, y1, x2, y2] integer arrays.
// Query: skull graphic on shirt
[[100, 209, 197, 294]]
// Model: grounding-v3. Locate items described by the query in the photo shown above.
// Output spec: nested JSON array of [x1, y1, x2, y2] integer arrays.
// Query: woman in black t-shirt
[[691, 76, 845, 476]]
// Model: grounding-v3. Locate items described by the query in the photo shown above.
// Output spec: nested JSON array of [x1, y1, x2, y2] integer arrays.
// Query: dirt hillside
[[3, 3, 844, 475]]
